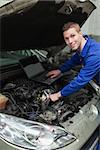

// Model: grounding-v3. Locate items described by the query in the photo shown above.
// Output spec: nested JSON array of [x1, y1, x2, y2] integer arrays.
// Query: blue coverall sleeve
[[60, 54, 100, 96], [59, 53, 81, 73]]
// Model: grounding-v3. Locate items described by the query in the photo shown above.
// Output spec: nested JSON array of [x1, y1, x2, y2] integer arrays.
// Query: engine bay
[[0, 49, 99, 150], [0, 68, 95, 126]]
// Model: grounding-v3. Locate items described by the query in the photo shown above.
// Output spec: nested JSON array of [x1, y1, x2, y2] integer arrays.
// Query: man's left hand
[[49, 92, 61, 102]]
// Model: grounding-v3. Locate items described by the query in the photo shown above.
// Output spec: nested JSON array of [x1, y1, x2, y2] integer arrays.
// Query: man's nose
[[68, 38, 73, 44]]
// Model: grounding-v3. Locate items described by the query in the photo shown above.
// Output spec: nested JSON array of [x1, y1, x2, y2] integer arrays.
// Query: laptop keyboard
[[31, 70, 63, 85], [43, 74, 63, 84], [37, 71, 49, 81], [36, 72, 63, 85]]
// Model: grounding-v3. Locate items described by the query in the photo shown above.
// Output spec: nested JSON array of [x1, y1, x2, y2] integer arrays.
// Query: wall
[[81, 0, 100, 36]]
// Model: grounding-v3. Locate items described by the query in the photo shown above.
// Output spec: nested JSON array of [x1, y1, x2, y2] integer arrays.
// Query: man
[[47, 22, 100, 101]]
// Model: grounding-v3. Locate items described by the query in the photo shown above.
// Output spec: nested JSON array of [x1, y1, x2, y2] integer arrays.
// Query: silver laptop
[[19, 56, 62, 85]]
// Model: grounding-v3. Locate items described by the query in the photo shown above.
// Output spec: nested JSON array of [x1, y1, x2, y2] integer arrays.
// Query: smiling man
[[47, 22, 100, 101]]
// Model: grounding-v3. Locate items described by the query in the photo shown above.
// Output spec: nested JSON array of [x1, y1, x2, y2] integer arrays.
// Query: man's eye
[[71, 34, 75, 37], [65, 37, 68, 40]]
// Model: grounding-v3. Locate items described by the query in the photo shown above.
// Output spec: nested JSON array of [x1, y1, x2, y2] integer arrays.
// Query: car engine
[[0, 66, 95, 126]]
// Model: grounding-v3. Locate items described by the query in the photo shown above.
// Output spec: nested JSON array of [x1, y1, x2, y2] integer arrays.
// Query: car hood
[[1, 0, 96, 51]]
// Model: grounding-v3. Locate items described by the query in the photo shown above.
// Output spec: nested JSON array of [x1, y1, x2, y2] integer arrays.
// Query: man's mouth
[[70, 43, 76, 48]]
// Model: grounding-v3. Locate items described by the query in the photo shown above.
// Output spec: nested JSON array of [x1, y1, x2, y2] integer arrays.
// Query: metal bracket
[[89, 80, 100, 96]]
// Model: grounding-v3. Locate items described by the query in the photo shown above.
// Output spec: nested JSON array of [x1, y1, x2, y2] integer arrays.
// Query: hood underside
[[1, 0, 96, 51]]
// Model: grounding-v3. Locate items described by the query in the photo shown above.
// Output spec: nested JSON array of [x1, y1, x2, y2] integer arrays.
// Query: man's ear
[[79, 31, 83, 35], [79, 31, 84, 38]]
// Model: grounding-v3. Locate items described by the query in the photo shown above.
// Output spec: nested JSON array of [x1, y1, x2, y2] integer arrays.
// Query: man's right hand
[[47, 69, 61, 78]]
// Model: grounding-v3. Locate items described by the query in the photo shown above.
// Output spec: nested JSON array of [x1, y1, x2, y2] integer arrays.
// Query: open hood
[[1, 0, 96, 51]]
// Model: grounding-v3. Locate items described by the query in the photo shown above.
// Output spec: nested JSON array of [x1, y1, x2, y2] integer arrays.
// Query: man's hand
[[49, 92, 61, 102], [47, 69, 61, 78]]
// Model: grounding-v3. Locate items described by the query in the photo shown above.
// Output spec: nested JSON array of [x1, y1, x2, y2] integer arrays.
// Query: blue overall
[[59, 35, 100, 96]]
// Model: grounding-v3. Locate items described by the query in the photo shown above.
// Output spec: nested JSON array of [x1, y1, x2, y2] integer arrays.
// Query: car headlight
[[0, 113, 76, 150]]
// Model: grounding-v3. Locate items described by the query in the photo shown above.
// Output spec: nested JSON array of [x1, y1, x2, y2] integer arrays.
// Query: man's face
[[63, 27, 82, 51]]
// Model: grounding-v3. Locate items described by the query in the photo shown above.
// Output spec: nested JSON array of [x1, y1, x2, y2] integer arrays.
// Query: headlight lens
[[0, 113, 76, 150]]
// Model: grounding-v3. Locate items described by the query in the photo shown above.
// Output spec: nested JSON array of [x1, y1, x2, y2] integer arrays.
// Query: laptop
[[19, 56, 63, 85]]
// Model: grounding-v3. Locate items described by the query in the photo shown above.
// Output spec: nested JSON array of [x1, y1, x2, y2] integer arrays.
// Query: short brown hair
[[62, 22, 81, 32]]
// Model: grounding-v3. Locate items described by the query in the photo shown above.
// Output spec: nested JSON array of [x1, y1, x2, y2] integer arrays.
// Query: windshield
[[0, 49, 48, 67]]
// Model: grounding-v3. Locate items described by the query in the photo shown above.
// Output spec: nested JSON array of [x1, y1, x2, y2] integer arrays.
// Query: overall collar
[[80, 35, 91, 58]]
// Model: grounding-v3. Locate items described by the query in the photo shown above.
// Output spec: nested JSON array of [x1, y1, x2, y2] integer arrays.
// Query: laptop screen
[[19, 56, 45, 79]]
